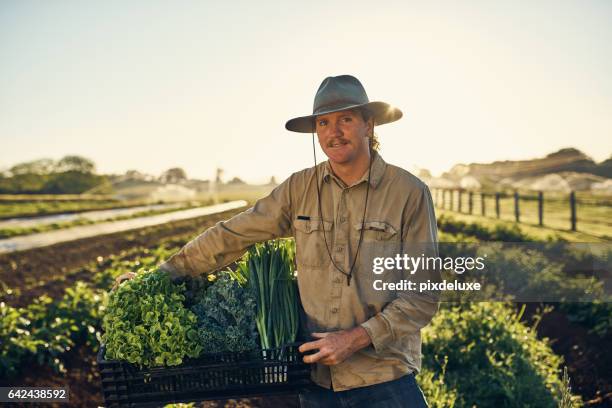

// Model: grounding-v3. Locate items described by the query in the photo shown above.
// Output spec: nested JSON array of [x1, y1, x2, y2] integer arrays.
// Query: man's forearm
[[348, 326, 373, 352]]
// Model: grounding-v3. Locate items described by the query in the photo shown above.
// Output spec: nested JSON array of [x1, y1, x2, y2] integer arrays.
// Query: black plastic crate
[[97, 343, 313, 407]]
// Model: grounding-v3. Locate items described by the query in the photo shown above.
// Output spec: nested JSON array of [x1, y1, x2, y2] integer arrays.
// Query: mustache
[[327, 138, 349, 147]]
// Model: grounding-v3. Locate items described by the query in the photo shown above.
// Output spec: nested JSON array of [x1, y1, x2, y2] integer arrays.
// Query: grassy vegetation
[[437, 209, 609, 242], [437, 213, 612, 349], [434, 191, 612, 240]]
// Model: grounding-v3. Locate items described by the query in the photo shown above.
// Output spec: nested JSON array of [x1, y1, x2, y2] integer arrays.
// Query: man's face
[[315, 109, 373, 166]]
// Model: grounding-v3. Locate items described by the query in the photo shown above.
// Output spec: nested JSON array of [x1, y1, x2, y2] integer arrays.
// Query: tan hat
[[285, 75, 403, 133]]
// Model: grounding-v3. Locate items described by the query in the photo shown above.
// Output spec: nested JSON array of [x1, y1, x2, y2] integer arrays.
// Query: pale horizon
[[0, 145, 607, 185], [2, 1, 611, 184]]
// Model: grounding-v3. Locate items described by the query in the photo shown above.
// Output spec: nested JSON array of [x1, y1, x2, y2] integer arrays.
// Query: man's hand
[[298, 326, 372, 365], [112, 272, 136, 291], [111, 262, 180, 291]]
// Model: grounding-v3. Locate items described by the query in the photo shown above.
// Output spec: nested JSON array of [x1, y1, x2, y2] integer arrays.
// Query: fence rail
[[432, 188, 612, 235]]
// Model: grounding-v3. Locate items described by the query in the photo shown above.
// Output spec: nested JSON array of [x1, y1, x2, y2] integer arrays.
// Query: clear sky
[[1, 0, 611, 183]]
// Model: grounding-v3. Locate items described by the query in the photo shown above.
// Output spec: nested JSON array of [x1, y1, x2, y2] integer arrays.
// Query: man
[[116, 75, 438, 407]]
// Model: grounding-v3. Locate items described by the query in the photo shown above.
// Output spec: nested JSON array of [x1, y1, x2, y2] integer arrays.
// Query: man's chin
[[323, 149, 352, 164], [325, 154, 352, 165]]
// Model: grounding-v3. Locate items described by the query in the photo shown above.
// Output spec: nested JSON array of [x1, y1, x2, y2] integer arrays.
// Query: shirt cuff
[[158, 260, 183, 280], [360, 313, 393, 353]]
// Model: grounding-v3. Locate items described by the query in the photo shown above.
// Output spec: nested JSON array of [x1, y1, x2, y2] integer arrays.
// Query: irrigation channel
[[0, 201, 247, 254], [0, 202, 186, 229]]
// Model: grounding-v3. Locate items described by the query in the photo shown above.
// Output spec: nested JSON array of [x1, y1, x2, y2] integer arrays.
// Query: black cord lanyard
[[311, 133, 372, 286]]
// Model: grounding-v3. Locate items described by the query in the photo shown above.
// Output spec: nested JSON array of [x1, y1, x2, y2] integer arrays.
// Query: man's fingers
[[112, 272, 136, 290], [311, 332, 329, 339], [299, 339, 325, 353], [319, 356, 340, 366], [303, 348, 330, 364]]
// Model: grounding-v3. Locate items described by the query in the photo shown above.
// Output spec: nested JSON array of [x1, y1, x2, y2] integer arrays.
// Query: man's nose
[[329, 121, 343, 136]]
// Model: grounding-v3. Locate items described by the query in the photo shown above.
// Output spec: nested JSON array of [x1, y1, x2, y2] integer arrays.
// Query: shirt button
[[333, 277, 342, 283], [331, 307, 338, 313], [336, 246, 343, 253], [340, 217, 346, 223]]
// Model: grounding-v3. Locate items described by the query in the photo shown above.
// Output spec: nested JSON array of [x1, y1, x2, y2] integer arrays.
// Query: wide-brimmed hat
[[285, 75, 403, 133]]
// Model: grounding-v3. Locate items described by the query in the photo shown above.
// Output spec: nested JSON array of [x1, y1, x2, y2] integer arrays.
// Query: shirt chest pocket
[[354, 221, 398, 242], [294, 218, 334, 268]]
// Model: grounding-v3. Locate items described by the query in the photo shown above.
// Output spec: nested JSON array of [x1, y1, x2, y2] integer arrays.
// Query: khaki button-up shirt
[[162, 152, 439, 391]]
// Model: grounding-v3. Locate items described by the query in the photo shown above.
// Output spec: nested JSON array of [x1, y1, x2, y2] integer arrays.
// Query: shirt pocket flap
[[294, 218, 333, 233], [354, 221, 398, 240]]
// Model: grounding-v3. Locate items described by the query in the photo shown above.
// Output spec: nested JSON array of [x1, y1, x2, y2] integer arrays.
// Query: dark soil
[[0, 207, 246, 307], [524, 303, 611, 407]]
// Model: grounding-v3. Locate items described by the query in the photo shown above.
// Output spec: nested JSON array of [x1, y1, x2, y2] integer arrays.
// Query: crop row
[[0, 202, 204, 239]]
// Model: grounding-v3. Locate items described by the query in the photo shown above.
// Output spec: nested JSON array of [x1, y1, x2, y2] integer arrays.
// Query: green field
[[433, 190, 612, 241]]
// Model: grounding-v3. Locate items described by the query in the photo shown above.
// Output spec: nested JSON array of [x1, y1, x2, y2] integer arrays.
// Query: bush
[[418, 356, 458, 408], [422, 302, 582, 408], [437, 214, 533, 242]]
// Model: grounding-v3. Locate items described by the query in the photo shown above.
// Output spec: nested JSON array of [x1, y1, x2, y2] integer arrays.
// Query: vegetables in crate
[[101, 269, 201, 368], [233, 239, 299, 349], [192, 273, 259, 353]]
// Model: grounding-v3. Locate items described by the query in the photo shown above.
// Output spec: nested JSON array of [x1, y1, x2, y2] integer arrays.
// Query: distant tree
[[269, 176, 277, 185], [56, 155, 96, 174], [160, 167, 188, 184], [9, 158, 56, 175], [0, 156, 104, 194], [43, 172, 106, 194], [0, 173, 50, 193]]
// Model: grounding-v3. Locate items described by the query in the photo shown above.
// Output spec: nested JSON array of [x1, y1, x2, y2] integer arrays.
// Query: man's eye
[[342, 117, 352, 122], [318, 120, 327, 126]]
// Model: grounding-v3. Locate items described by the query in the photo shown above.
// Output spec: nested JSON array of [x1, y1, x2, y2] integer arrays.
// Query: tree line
[[0, 156, 108, 194]]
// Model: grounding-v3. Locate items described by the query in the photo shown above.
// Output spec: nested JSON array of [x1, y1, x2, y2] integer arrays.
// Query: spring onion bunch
[[233, 239, 299, 349]]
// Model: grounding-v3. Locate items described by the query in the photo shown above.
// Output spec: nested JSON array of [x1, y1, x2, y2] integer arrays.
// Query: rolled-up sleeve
[[361, 184, 440, 352], [160, 176, 294, 278]]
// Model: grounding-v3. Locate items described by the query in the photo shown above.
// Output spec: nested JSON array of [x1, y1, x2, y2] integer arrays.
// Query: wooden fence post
[[495, 193, 500, 219], [450, 190, 454, 211], [538, 191, 543, 226], [481, 193, 486, 216], [514, 191, 520, 222], [458, 190, 462, 213], [570, 191, 577, 231], [468, 192, 473, 214]]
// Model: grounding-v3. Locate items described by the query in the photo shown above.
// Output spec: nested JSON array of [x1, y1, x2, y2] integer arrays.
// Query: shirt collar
[[321, 151, 386, 189]]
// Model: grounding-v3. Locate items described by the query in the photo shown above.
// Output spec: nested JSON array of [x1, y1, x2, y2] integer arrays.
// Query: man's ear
[[366, 118, 374, 137]]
